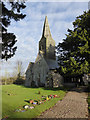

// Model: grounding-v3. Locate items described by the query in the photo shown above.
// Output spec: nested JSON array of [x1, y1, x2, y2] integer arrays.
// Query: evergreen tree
[[0, 1, 26, 60], [57, 10, 90, 79]]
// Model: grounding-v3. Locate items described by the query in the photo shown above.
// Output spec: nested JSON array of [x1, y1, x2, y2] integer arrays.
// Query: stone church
[[25, 16, 63, 87]]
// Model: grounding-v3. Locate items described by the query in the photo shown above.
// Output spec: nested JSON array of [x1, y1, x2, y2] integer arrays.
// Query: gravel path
[[37, 87, 89, 118]]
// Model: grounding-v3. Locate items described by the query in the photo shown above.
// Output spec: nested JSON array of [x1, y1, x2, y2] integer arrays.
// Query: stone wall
[[82, 74, 90, 85], [46, 70, 64, 88], [25, 62, 34, 87], [32, 53, 49, 87], [46, 37, 55, 60]]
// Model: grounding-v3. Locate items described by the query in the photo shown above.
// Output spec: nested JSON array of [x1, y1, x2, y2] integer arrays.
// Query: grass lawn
[[2, 84, 66, 119]]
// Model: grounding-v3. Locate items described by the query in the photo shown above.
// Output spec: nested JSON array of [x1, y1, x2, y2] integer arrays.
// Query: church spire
[[42, 16, 52, 38], [39, 16, 56, 60]]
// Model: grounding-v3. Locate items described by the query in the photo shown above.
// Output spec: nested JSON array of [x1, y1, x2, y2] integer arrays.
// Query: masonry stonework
[[25, 16, 63, 87]]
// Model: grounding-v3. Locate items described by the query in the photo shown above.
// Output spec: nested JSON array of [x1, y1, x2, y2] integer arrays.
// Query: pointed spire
[[42, 16, 52, 38]]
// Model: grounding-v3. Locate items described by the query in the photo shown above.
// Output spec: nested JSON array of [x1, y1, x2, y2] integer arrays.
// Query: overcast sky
[[0, 1, 89, 77]]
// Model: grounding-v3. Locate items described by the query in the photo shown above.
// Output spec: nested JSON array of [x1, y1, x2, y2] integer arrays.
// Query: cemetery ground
[[2, 84, 66, 119], [37, 86, 89, 118]]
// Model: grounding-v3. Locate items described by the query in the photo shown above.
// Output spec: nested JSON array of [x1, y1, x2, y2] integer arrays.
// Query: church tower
[[25, 16, 63, 88], [39, 16, 56, 60]]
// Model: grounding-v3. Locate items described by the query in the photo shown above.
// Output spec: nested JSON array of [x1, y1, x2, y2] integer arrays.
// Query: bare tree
[[13, 60, 24, 79]]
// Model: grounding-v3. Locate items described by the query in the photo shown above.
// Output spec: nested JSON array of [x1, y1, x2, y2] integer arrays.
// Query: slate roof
[[26, 62, 34, 74], [45, 58, 59, 70]]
